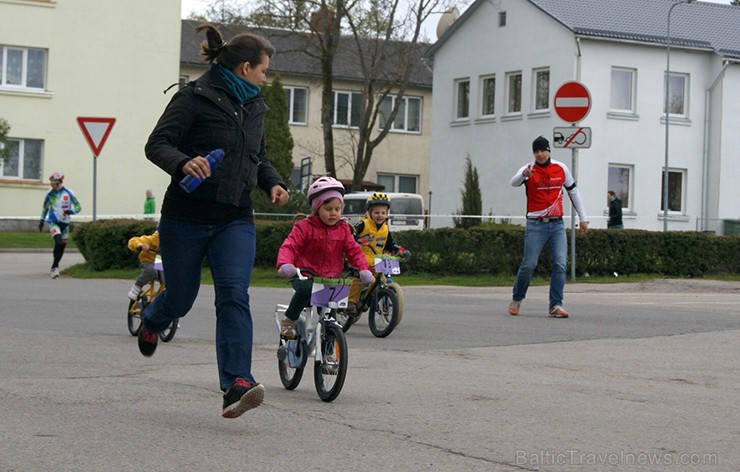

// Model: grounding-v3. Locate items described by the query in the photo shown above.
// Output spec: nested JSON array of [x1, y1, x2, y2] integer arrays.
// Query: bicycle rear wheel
[[127, 295, 148, 336], [314, 323, 348, 402], [369, 287, 399, 338], [159, 319, 178, 342]]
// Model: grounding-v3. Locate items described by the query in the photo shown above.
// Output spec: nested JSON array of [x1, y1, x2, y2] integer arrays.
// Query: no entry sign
[[553, 81, 591, 123]]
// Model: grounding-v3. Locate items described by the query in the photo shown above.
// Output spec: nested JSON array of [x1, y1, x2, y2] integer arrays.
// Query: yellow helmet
[[366, 192, 391, 211]]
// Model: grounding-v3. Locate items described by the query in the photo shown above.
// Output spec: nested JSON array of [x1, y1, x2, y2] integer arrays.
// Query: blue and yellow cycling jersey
[[40, 187, 81, 224]]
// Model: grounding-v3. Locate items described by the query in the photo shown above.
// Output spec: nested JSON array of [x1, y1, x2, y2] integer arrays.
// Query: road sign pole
[[571, 138, 577, 281], [93, 155, 97, 221]]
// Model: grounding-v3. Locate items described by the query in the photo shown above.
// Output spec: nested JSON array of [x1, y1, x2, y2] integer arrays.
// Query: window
[[532, 68, 549, 111], [664, 72, 688, 117], [498, 12, 507, 27], [1, 138, 43, 180], [377, 174, 417, 193], [661, 168, 686, 213], [506, 71, 522, 114], [284, 86, 308, 125], [608, 164, 633, 210], [610, 67, 636, 112], [0, 46, 47, 90], [454, 79, 470, 120], [379, 95, 421, 132], [480, 75, 496, 117], [332, 91, 362, 127]]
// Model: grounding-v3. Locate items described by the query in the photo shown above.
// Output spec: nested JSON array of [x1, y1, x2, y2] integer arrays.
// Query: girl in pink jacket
[[276, 177, 373, 339]]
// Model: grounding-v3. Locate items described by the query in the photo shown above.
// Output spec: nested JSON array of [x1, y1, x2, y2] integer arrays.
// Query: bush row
[[73, 219, 740, 277]]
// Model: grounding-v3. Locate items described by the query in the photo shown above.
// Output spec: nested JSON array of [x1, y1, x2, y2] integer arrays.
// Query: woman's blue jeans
[[512, 219, 567, 309], [142, 217, 257, 391]]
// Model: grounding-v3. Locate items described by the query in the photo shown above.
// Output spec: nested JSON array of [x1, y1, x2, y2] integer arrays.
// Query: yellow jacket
[[355, 217, 390, 268], [127, 231, 159, 264]]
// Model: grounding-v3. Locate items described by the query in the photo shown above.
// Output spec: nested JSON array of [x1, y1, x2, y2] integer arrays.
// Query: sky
[[181, 0, 734, 41]]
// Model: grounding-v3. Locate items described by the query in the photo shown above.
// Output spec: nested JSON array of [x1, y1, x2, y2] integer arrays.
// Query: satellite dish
[[436, 7, 460, 39]]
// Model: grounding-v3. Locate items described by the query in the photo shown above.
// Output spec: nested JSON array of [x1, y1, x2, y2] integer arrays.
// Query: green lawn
[[0, 231, 77, 248]]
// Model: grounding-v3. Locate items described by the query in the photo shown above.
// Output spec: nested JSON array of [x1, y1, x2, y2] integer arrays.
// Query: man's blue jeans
[[512, 219, 567, 309], [142, 217, 257, 391]]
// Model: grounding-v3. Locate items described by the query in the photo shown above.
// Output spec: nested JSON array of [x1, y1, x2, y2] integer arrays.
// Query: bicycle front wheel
[[278, 339, 306, 390], [314, 324, 348, 402], [127, 295, 147, 336], [159, 319, 178, 342], [369, 287, 399, 338]]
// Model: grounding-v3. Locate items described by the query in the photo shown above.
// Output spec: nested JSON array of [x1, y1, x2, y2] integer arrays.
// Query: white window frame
[[610, 67, 636, 113], [1, 138, 43, 181], [377, 173, 418, 194], [379, 95, 422, 133], [607, 164, 633, 211], [531, 67, 550, 112], [285, 86, 308, 125], [480, 74, 496, 118], [505, 71, 522, 115], [454, 78, 470, 120], [0, 45, 47, 90], [664, 72, 689, 118], [661, 168, 687, 214], [332, 90, 362, 128]]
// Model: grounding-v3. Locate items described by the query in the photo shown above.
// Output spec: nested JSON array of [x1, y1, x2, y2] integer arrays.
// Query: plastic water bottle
[[179, 148, 224, 193]]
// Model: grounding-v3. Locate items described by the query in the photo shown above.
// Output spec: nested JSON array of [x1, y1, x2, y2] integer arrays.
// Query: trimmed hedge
[[73, 219, 740, 277]]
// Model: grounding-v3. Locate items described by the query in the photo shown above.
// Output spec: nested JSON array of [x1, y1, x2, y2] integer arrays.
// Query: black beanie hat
[[532, 136, 550, 152]]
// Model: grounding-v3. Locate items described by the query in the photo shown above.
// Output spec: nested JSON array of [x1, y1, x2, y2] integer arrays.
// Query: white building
[[424, 0, 740, 233]]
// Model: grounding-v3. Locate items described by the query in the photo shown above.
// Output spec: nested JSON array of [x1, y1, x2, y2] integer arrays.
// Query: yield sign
[[77, 117, 116, 156], [553, 81, 591, 123]]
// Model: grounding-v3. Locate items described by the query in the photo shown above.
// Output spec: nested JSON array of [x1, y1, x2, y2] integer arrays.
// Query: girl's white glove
[[359, 270, 374, 285]]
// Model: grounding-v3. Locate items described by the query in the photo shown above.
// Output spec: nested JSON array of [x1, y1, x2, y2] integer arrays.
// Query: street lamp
[[663, 0, 695, 231]]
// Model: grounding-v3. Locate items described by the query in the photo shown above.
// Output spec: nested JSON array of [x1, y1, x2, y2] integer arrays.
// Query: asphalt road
[[1, 252, 739, 471]]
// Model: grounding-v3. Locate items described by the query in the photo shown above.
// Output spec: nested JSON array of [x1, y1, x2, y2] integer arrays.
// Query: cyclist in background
[[346, 192, 410, 318], [275, 176, 373, 339], [127, 230, 162, 301], [39, 172, 81, 279]]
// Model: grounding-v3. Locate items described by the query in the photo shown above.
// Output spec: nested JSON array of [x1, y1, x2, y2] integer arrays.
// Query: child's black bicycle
[[336, 258, 401, 338]]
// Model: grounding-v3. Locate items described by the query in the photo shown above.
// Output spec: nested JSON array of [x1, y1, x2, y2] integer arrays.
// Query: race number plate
[[374, 255, 401, 275], [154, 255, 163, 271], [311, 277, 350, 309]]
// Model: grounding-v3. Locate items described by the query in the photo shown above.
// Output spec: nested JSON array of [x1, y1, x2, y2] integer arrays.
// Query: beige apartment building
[[0, 0, 179, 220], [179, 19, 433, 200], [0, 6, 432, 222]]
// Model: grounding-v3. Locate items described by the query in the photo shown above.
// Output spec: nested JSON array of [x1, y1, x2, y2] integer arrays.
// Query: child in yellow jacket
[[346, 193, 410, 316], [127, 230, 161, 301]]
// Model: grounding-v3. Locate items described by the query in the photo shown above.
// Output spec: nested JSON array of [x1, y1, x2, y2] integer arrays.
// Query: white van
[[343, 192, 425, 231]]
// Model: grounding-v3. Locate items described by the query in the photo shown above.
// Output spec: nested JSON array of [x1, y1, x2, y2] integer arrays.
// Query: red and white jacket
[[510, 158, 588, 221], [276, 215, 369, 278]]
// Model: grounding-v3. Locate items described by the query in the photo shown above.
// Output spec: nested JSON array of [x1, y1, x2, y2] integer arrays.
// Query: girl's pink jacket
[[276, 216, 369, 278]]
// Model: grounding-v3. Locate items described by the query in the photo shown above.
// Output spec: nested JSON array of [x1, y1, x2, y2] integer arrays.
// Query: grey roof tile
[[529, 0, 740, 59], [181, 19, 433, 87]]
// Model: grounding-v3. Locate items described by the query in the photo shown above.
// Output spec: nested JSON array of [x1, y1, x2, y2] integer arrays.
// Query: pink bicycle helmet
[[307, 176, 345, 212], [307, 176, 345, 203], [49, 172, 64, 183]]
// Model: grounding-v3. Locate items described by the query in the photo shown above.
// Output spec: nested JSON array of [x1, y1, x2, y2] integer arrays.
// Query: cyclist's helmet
[[366, 192, 391, 211], [307, 176, 345, 212], [49, 172, 64, 183]]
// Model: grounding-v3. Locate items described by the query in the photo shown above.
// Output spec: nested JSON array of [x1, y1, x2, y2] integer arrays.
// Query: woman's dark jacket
[[145, 64, 285, 224]]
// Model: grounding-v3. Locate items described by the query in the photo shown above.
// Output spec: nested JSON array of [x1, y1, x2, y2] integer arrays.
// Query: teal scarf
[[216, 64, 261, 104]]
